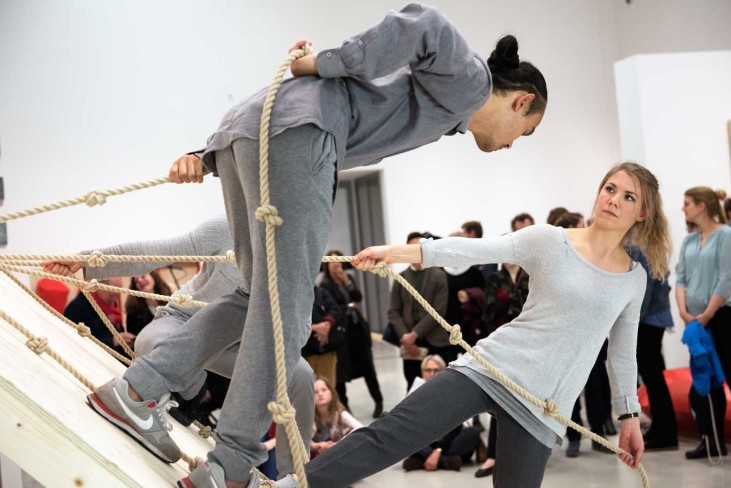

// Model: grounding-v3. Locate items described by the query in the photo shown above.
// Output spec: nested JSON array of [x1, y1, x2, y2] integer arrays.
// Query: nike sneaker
[[87, 377, 181, 463]]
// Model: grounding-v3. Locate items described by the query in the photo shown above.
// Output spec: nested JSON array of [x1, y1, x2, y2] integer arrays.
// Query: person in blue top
[[81, 4, 549, 487], [676, 186, 731, 460]]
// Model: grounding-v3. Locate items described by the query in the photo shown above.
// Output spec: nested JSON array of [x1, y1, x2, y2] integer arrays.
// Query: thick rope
[[320, 256, 650, 488], [255, 45, 314, 488], [0, 177, 171, 223], [0, 251, 237, 268], [78, 287, 136, 360], [1, 270, 132, 365], [0, 264, 208, 308]]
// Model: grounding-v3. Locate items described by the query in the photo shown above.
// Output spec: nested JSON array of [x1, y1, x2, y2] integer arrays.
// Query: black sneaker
[[685, 437, 728, 459], [168, 384, 208, 427]]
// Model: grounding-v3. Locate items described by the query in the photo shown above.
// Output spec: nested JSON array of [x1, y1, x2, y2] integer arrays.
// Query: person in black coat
[[322, 250, 384, 418]]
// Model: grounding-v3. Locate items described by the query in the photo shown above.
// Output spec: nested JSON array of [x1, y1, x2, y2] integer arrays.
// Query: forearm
[[675, 286, 687, 314], [703, 294, 728, 319]]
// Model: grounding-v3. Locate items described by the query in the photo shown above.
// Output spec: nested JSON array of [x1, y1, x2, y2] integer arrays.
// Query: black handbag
[[381, 322, 400, 347]]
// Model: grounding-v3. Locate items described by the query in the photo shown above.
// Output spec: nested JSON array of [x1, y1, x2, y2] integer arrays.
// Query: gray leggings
[[305, 369, 552, 488]]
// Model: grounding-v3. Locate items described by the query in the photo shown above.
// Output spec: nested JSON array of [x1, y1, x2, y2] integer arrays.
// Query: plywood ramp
[[0, 272, 214, 487]]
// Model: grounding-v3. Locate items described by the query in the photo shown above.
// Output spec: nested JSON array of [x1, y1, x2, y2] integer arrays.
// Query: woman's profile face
[[682, 196, 704, 224]]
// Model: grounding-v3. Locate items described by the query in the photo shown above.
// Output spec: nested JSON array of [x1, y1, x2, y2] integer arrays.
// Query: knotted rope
[[0, 251, 237, 268], [256, 44, 314, 487], [0, 177, 171, 223]]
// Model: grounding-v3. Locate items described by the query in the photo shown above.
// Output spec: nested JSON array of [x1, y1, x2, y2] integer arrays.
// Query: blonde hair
[[596, 162, 672, 280], [685, 187, 728, 224]]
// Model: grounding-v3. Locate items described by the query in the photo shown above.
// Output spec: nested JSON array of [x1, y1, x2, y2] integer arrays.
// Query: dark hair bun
[[488, 35, 520, 70]]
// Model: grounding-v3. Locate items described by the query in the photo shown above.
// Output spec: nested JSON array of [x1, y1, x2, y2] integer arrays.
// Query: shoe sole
[[87, 393, 179, 464], [177, 479, 194, 488]]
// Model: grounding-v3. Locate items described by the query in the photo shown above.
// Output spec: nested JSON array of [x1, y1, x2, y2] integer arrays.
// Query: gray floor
[[342, 340, 731, 488]]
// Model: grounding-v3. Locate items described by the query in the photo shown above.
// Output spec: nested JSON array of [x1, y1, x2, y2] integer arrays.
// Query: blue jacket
[[681, 320, 726, 396]]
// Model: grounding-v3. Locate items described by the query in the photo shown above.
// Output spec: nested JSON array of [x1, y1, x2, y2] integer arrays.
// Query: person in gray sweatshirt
[[70, 4, 549, 487], [299, 163, 672, 488], [42, 216, 315, 479]]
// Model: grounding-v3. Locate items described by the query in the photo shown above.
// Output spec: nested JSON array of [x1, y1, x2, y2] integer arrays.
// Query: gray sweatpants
[[215, 125, 337, 479], [125, 289, 316, 478], [304, 369, 552, 488]]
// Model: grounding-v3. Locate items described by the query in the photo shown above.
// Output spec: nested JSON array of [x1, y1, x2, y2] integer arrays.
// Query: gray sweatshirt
[[421, 225, 645, 444], [84, 216, 241, 319], [202, 3, 491, 173]]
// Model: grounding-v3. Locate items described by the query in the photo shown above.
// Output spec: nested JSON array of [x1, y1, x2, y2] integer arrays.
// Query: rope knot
[[371, 262, 390, 278], [83, 279, 99, 292], [174, 294, 194, 307], [76, 323, 92, 337], [543, 398, 559, 417], [448, 324, 463, 345], [225, 250, 237, 266], [26, 337, 49, 355], [197, 425, 213, 439], [255, 205, 283, 226], [83, 190, 107, 207], [86, 250, 108, 267], [268, 401, 296, 424]]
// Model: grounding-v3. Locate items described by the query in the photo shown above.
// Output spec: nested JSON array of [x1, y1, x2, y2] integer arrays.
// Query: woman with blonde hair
[[676, 186, 731, 460], [289, 162, 671, 488]]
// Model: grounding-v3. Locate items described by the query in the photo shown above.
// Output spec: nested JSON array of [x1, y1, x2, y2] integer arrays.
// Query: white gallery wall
[[1, 0, 730, 367], [615, 50, 731, 368]]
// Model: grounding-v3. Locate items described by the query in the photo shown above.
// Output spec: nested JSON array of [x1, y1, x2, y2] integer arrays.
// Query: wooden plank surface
[[0, 272, 214, 487]]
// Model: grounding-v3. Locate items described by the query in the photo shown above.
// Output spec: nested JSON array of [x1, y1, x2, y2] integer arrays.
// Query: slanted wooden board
[[0, 272, 213, 487]]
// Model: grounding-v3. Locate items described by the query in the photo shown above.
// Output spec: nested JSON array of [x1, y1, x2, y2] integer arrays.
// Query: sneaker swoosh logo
[[113, 388, 155, 430]]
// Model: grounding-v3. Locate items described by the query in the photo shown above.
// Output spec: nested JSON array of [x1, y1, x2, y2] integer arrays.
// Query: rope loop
[[268, 401, 296, 424], [83, 279, 100, 292], [86, 250, 109, 267], [543, 398, 559, 417], [83, 190, 107, 207], [371, 262, 390, 278], [174, 294, 194, 307], [76, 323, 92, 337], [255, 205, 284, 227], [26, 337, 49, 355], [225, 250, 237, 266], [448, 324, 463, 345]]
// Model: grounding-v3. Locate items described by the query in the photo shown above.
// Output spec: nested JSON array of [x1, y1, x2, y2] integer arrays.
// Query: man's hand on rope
[[42, 258, 85, 277], [169, 154, 206, 184], [289, 39, 318, 77], [617, 417, 644, 469]]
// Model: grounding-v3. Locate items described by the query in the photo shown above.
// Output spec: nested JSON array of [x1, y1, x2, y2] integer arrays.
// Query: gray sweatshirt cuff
[[419, 237, 435, 268], [612, 395, 641, 416], [317, 49, 348, 78]]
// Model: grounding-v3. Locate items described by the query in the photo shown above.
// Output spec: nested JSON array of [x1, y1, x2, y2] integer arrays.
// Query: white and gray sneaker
[[87, 377, 181, 463], [178, 463, 287, 488]]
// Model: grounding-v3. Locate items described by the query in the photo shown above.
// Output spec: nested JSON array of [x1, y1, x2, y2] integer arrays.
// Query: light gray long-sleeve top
[[201, 3, 491, 173], [84, 216, 241, 320], [421, 225, 646, 444]]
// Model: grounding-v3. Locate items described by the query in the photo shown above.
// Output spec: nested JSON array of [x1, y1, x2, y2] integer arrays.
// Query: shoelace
[[155, 394, 179, 432]]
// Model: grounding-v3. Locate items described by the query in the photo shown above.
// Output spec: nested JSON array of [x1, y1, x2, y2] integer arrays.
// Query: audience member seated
[[388, 232, 449, 391], [63, 277, 132, 355], [321, 249, 384, 418], [403, 355, 483, 472], [311, 376, 363, 458], [125, 271, 172, 335], [546, 206, 568, 225], [302, 286, 344, 386]]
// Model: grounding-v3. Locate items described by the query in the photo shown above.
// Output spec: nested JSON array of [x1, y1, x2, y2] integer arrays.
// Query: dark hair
[[546, 207, 568, 225], [725, 197, 731, 218], [126, 270, 172, 316], [553, 212, 584, 229], [488, 35, 547, 115], [461, 220, 483, 238], [421, 231, 442, 241], [510, 213, 535, 231], [406, 231, 425, 243], [321, 249, 352, 276]]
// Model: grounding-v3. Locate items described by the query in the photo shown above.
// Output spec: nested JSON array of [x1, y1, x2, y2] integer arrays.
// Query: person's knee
[[134, 326, 161, 357]]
